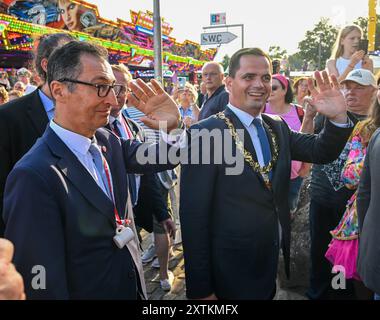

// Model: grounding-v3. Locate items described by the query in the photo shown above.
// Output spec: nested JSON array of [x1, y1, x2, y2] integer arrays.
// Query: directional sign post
[[201, 31, 238, 45]]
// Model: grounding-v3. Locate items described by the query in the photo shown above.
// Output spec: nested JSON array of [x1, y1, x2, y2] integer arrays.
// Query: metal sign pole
[[153, 0, 163, 83]]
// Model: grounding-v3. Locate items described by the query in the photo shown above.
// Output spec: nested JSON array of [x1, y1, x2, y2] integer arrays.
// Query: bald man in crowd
[[198, 62, 229, 121]]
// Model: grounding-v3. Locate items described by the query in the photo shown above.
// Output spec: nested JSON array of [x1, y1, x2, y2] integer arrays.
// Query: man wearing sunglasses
[[2, 41, 182, 299]]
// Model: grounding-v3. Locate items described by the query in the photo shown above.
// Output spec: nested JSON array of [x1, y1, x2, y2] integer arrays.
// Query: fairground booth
[[0, 0, 217, 86]]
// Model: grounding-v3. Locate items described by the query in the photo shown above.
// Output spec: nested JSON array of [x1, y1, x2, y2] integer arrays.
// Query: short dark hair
[[34, 33, 74, 82], [229, 48, 272, 78], [47, 41, 109, 91]]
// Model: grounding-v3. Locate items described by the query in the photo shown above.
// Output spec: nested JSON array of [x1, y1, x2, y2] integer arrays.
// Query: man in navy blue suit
[[2, 41, 181, 299], [180, 48, 354, 300]]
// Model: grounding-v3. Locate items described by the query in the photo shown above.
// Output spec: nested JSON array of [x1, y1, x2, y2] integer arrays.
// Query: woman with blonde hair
[[174, 82, 200, 128], [293, 77, 311, 106], [326, 25, 373, 82]]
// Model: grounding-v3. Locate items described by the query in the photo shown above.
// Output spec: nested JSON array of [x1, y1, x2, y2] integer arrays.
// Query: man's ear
[[49, 81, 66, 102], [41, 58, 48, 74], [225, 76, 233, 92]]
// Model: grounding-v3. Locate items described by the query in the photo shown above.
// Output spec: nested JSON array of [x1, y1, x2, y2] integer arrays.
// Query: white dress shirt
[[50, 120, 111, 196], [227, 103, 267, 167]]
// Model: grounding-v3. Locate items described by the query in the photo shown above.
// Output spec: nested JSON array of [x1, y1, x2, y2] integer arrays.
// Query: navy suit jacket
[[0, 89, 48, 236], [3, 126, 176, 299], [180, 108, 353, 300]]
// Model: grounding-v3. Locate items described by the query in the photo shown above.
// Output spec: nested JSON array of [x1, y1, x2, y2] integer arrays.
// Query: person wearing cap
[[324, 74, 380, 300], [16, 68, 37, 95], [307, 69, 377, 300]]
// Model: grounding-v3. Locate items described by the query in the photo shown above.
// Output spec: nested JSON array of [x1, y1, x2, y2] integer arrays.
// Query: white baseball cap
[[340, 69, 377, 88]]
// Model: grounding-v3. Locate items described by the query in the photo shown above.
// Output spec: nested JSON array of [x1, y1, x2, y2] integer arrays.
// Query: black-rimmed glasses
[[57, 78, 124, 98]]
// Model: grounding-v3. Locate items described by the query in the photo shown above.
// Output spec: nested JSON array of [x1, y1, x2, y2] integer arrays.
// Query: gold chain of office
[[216, 112, 280, 184]]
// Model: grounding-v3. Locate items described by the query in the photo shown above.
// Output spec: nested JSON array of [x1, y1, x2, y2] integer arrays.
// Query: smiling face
[[226, 54, 271, 116], [52, 54, 118, 137], [58, 0, 81, 31]]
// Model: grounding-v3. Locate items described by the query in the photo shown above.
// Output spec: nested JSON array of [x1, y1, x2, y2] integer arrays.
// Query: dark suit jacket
[[105, 115, 169, 232], [357, 128, 380, 294], [198, 85, 229, 121], [180, 108, 353, 300], [3, 126, 176, 299], [0, 90, 48, 236]]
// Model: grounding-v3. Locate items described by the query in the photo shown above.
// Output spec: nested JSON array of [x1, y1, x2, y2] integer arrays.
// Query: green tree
[[221, 54, 230, 73], [288, 52, 305, 71], [297, 18, 338, 70], [268, 45, 288, 60], [353, 15, 380, 50]]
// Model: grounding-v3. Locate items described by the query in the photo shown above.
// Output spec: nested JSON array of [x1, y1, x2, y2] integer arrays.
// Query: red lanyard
[[102, 156, 130, 227]]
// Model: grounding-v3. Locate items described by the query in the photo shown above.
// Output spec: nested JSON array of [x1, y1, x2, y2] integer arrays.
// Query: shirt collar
[[49, 120, 92, 156], [38, 89, 54, 113], [109, 113, 123, 124], [227, 103, 263, 127]]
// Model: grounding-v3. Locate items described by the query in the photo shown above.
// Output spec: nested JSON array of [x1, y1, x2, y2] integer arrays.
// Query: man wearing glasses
[[2, 41, 181, 299], [198, 61, 229, 121]]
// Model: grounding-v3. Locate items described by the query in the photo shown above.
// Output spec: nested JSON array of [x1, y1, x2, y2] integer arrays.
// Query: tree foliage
[[268, 45, 288, 60], [353, 15, 380, 50], [221, 54, 230, 72], [297, 18, 338, 70]]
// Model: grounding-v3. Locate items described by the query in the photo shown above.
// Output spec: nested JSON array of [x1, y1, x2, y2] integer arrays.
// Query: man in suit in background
[[0, 33, 74, 236], [198, 62, 229, 121], [108, 64, 176, 291], [3, 41, 181, 299], [180, 48, 354, 300]]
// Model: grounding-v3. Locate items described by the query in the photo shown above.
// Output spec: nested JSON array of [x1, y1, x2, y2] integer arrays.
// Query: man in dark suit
[[108, 64, 176, 291], [0, 33, 74, 236], [180, 48, 354, 300], [3, 41, 181, 299], [198, 62, 229, 121]]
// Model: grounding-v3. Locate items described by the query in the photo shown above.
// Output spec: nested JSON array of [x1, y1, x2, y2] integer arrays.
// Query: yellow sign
[[368, 0, 377, 51]]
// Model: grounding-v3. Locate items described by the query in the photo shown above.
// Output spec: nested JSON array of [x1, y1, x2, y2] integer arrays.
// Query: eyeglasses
[[57, 78, 124, 97], [272, 85, 281, 91]]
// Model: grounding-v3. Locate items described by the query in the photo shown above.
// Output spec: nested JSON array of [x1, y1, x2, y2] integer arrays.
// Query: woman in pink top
[[264, 74, 312, 217]]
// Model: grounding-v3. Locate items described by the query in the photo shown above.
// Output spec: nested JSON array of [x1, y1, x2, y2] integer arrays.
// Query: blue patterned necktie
[[88, 143, 112, 199], [252, 118, 272, 177]]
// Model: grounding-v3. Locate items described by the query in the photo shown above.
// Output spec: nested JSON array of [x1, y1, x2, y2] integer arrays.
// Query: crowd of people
[[1, 23, 380, 301]]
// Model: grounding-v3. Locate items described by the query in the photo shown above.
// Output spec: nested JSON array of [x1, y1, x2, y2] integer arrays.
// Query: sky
[[90, 0, 372, 62]]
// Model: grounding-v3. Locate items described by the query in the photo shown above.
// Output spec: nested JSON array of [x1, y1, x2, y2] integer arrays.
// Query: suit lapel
[[26, 90, 49, 136], [44, 128, 116, 228], [224, 108, 273, 190]]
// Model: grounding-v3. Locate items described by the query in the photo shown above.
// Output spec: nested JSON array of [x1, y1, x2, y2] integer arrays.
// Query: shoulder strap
[[294, 104, 304, 123]]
